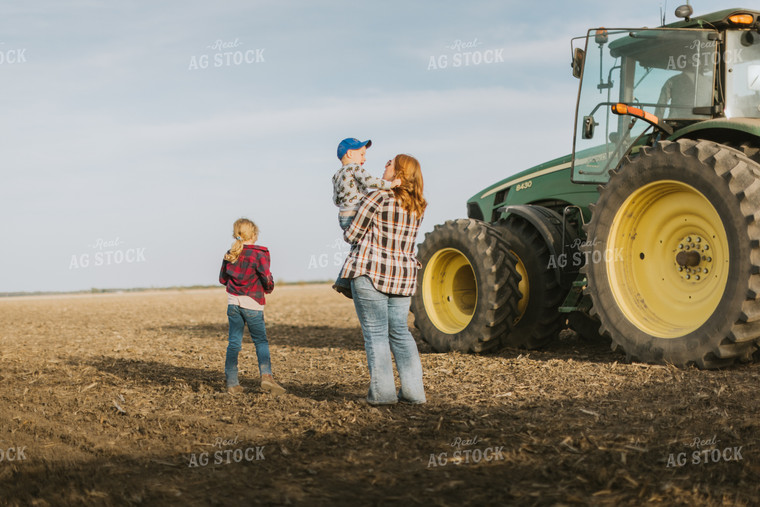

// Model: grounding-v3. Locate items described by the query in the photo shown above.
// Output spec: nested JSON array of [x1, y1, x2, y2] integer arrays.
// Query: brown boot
[[260, 375, 285, 395]]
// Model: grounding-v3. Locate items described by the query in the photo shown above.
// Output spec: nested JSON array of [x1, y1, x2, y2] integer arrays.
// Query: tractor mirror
[[582, 115, 597, 139], [572, 48, 585, 78], [741, 30, 759, 47]]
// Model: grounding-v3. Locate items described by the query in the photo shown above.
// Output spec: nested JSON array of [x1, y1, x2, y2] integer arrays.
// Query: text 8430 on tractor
[[411, 6, 760, 368]]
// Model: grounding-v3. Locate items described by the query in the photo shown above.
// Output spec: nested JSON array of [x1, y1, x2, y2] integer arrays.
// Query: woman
[[339, 154, 427, 405]]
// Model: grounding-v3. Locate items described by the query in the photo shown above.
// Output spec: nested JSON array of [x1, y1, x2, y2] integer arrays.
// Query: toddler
[[331, 137, 400, 297]]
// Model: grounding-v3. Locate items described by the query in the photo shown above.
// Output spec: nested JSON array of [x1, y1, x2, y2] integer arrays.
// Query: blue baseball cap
[[337, 138, 372, 160]]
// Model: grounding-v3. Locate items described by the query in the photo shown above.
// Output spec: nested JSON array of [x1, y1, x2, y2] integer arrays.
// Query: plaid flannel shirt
[[332, 163, 394, 213], [219, 245, 274, 305], [339, 189, 423, 296]]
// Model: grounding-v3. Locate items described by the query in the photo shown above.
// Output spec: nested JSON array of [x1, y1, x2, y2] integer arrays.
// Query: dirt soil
[[0, 284, 759, 506]]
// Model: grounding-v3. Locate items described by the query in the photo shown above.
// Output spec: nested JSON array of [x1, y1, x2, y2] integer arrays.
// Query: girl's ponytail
[[224, 218, 259, 263]]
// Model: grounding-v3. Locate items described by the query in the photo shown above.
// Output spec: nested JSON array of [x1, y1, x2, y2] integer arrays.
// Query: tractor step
[[559, 276, 588, 313]]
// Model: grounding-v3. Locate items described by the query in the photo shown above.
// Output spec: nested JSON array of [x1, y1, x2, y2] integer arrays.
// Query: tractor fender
[[496, 204, 566, 285]]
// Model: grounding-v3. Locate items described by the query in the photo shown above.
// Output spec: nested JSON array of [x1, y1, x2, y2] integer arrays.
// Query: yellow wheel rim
[[606, 180, 729, 338], [513, 252, 529, 324], [423, 248, 477, 333]]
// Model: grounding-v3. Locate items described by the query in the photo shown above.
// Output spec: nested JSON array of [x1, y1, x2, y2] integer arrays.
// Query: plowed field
[[1, 285, 758, 506]]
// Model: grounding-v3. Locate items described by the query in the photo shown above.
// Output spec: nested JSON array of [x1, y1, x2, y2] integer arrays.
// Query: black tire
[[411, 219, 521, 353], [584, 139, 760, 368], [495, 217, 567, 348], [734, 141, 760, 165]]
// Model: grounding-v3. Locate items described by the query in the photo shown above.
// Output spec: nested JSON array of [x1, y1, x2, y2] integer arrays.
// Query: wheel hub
[[675, 235, 713, 282], [422, 248, 477, 334], [606, 180, 729, 338], [512, 252, 529, 325]]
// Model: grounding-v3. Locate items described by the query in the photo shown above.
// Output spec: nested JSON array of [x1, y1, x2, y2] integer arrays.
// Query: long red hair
[[392, 154, 427, 216]]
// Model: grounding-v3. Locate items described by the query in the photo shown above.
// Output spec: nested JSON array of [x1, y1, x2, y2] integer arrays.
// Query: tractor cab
[[571, 8, 760, 183]]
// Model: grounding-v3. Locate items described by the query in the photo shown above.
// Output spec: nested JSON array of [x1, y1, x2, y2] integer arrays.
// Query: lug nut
[[696, 275, 701, 280], [704, 245, 710, 251], [679, 244, 684, 249], [707, 257, 712, 262], [704, 269, 709, 274], [696, 237, 702, 243], [687, 237, 692, 242], [686, 274, 691, 280]]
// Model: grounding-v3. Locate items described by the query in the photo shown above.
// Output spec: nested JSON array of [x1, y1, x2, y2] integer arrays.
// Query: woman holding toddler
[[339, 154, 427, 406]]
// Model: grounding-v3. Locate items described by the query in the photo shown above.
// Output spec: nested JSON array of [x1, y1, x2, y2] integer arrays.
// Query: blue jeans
[[338, 214, 354, 230], [351, 276, 426, 404], [335, 214, 355, 290], [225, 305, 272, 387]]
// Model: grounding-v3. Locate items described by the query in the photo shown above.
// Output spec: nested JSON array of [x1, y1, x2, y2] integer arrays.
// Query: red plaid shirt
[[219, 245, 274, 305], [339, 189, 423, 296]]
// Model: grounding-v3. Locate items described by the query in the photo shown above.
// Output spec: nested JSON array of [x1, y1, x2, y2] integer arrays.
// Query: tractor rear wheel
[[584, 139, 760, 367], [495, 217, 567, 348], [411, 219, 521, 353]]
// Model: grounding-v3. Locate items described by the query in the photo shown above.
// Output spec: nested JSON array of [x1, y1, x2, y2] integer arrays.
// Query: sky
[[0, 0, 752, 293]]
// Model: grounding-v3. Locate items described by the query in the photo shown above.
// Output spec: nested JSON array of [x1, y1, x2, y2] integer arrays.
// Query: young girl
[[219, 218, 285, 395]]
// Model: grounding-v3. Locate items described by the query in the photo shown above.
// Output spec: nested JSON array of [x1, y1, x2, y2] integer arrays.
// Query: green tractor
[[411, 5, 760, 368]]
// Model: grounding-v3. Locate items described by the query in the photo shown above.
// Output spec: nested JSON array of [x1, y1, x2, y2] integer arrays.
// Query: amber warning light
[[728, 14, 754, 26], [611, 103, 658, 123], [611, 103, 673, 135]]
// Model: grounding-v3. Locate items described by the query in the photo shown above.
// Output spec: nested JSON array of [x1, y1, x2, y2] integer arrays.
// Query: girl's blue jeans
[[225, 305, 272, 387], [351, 275, 426, 405]]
